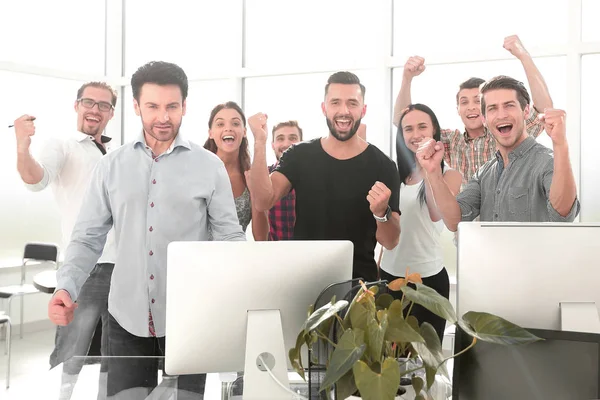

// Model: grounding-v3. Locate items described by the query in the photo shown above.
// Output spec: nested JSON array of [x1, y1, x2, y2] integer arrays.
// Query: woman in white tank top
[[380, 104, 462, 343]]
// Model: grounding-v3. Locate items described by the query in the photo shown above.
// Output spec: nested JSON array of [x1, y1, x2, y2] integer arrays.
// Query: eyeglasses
[[78, 98, 114, 112]]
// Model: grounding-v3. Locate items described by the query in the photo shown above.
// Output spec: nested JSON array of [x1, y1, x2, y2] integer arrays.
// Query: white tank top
[[380, 178, 445, 278]]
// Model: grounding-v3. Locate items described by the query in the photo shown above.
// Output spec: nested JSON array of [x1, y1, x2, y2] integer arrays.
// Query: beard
[[140, 112, 182, 143], [326, 117, 362, 142]]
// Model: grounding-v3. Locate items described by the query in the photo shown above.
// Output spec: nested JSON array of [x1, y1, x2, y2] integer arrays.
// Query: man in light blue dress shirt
[[48, 61, 246, 399]]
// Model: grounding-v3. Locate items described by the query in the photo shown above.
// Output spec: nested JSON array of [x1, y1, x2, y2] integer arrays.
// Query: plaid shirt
[[268, 163, 296, 240], [441, 107, 544, 189]]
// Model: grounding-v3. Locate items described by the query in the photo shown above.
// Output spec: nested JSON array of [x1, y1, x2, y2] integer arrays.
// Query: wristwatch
[[373, 205, 392, 222]]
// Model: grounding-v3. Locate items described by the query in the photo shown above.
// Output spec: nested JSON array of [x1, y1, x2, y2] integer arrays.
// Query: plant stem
[[406, 301, 415, 318], [437, 337, 477, 369], [400, 365, 425, 377], [335, 314, 344, 329], [316, 329, 337, 348]]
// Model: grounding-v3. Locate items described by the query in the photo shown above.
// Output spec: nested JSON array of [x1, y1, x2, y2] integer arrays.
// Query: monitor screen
[[452, 327, 600, 400]]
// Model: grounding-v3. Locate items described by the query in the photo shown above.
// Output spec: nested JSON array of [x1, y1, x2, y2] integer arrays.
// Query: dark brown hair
[[480, 75, 530, 115], [204, 101, 251, 174]]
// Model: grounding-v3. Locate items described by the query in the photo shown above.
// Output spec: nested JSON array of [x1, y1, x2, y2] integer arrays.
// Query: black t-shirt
[[274, 138, 400, 282]]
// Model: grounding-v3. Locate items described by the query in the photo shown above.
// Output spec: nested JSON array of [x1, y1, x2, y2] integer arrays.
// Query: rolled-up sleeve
[[207, 163, 247, 242], [456, 173, 482, 222], [25, 139, 65, 192], [56, 160, 113, 300], [542, 159, 581, 222]]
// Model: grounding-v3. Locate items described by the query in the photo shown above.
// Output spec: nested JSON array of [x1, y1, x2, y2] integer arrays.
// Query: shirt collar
[[133, 130, 191, 153], [495, 136, 537, 162], [73, 131, 112, 143], [462, 127, 490, 142]]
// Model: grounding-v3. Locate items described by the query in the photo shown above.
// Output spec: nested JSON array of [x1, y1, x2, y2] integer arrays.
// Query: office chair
[[0, 312, 11, 388], [0, 243, 59, 339]]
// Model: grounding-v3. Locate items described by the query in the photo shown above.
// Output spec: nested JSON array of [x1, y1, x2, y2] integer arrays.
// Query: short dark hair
[[77, 82, 118, 107], [324, 71, 366, 99], [131, 61, 188, 103], [272, 120, 303, 142], [204, 101, 251, 175], [480, 75, 530, 115], [455, 77, 485, 104]]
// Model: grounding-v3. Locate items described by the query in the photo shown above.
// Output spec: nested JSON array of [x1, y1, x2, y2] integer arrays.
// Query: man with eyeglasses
[[13, 82, 118, 400]]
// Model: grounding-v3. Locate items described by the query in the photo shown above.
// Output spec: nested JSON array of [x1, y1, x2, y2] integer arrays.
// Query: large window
[[245, 0, 384, 70], [0, 71, 82, 258], [581, 54, 600, 222], [582, 0, 600, 42], [393, 0, 568, 60], [391, 56, 567, 150], [123, 79, 239, 144], [0, 1, 106, 74], [124, 0, 243, 78], [244, 70, 387, 167]]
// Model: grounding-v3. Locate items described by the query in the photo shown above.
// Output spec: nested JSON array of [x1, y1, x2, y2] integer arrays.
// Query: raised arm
[[417, 140, 465, 231], [393, 56, 425, 127], [14, 114, 56, 187], [504, 35, 553, 137], [247, 112, 292, 211], [542, 109, 579, 220]]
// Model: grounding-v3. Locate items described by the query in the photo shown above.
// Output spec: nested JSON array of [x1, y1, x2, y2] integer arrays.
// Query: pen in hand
[[8, 116, 36, 128]]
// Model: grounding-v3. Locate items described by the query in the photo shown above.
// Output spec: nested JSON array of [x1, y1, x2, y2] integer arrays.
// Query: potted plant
[[289, 271, 542, 400]]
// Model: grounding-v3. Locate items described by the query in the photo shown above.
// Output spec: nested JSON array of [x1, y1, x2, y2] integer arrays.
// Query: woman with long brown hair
[[204, 101, 268, 240]]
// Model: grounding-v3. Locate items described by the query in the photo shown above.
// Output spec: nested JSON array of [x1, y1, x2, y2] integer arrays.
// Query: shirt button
[[155, 158, 159, 162], [496, 190, 500, 194], [152, 179, 156, 184], [150, 202, 154, 207], [149, 250, 154, 256], [494, 213, 498, 218], [150, 274, 154, 280], [151, 299, 155, 304], [149, 226, 153, 232]]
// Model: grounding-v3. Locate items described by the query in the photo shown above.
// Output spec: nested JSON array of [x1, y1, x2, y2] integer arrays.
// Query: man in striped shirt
[[393, 35, 553, 189]]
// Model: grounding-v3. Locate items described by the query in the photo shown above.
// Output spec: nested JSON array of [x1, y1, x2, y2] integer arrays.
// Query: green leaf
[[352, 358, 401, 400], [304, 300, 349, 334], [319, 329, 366, 392], [385, 300, 425, 343], [411, 375, 424, 395], [406, 315, 420, 332], [460, 311, 543, 345], [366, 312, 388, 362], [349, 302, 372, 331], [376, 293, 395, 310], [411, 322, 448, 384], [400, 284, 458, 324], [288, 347, 305, 381], [415, 395, 426, 400], [335, 370, 358, 400], [424, 365, 436, 389]]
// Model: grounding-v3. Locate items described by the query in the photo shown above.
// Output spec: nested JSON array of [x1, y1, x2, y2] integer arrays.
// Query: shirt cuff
[[547, 197, 580, 222], [23, 167, 49, 192], [55, 279, 79, 302]]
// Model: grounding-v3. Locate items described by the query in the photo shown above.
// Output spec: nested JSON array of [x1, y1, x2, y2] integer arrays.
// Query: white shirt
[[380, 178, 445, 278], [25, 131, 116, 263]]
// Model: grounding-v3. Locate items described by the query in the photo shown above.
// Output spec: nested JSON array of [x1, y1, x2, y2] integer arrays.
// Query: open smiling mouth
[[222, 135, 235, 143], [496, 123, 513, 135], [334, 117, 352, 131]]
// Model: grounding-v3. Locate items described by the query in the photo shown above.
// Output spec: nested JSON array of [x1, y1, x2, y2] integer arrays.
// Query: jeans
[[50, 263, 114, 374], [107, 313, 206, 399]]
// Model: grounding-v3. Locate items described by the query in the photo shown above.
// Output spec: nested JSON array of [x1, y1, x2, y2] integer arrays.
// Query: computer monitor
[[452, 326, 600, 399], [457, 222, 600, 332], [164, 240, 354, 398]]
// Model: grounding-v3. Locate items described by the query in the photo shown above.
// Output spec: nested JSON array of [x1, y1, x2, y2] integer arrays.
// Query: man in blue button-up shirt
[[48, 61, 246, 399]]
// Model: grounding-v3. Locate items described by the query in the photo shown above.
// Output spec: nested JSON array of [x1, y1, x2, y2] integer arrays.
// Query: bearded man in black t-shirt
[[247, 71, 401, 282]]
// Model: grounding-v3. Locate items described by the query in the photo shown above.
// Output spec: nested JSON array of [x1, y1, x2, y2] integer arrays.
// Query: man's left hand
[[367, 181, 392, 218]]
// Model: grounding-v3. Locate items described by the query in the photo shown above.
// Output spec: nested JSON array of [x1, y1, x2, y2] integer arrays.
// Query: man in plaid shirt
[[268, 120, 303, 240], [393, 35, 552, 189]]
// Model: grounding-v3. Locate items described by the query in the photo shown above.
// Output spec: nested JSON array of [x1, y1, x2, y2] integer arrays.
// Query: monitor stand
[[560, 301, 600, 334], [242, 309, 293, 399]]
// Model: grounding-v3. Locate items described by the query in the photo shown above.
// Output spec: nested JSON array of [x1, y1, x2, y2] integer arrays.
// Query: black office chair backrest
[[23, 243, 58, 262]]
